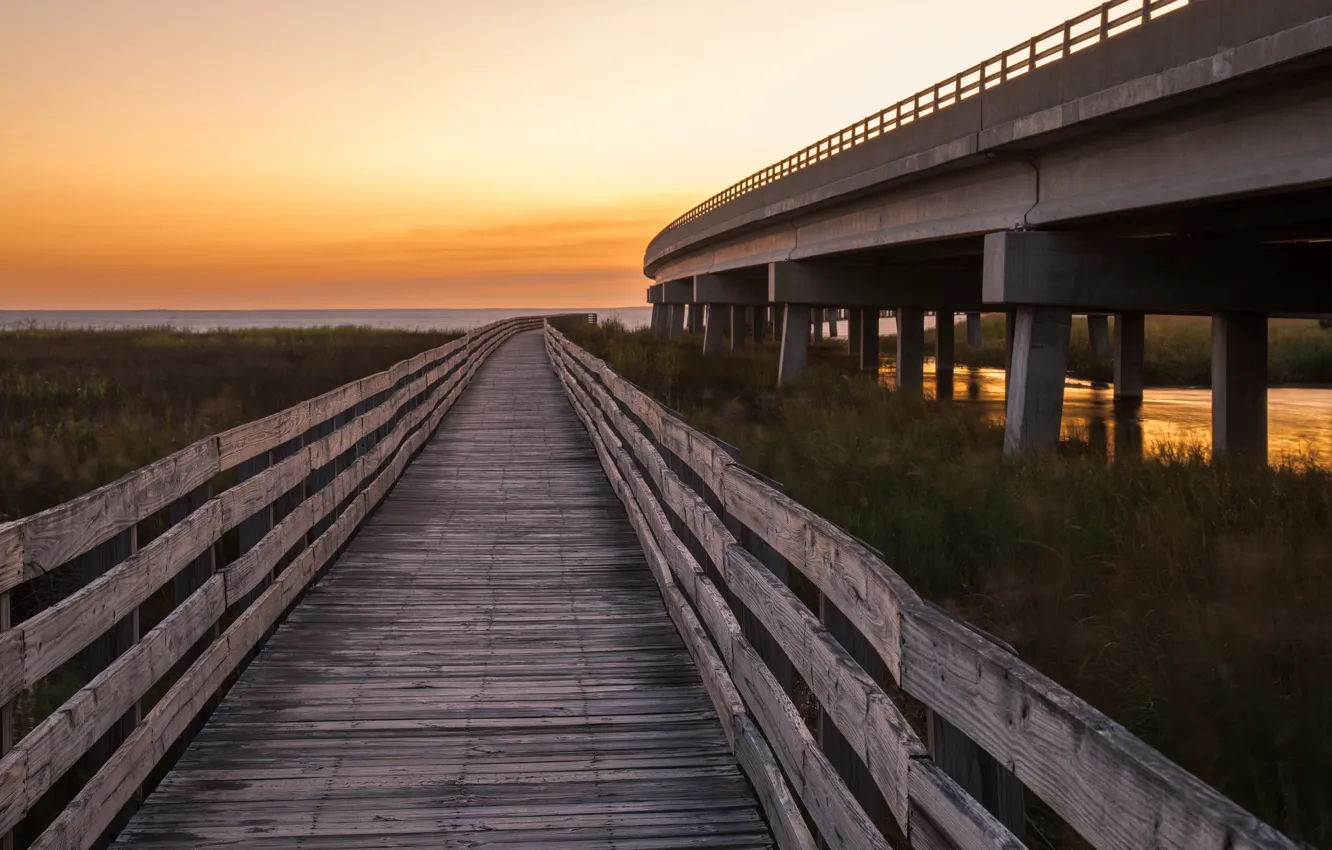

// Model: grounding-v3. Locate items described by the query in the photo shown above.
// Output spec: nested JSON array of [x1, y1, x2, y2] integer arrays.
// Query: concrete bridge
[[0, 318, 1308, 849], [643, 0, 1332, 459]]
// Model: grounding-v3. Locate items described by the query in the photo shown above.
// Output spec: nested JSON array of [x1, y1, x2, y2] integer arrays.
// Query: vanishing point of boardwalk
[[115, 331, 774, 848]]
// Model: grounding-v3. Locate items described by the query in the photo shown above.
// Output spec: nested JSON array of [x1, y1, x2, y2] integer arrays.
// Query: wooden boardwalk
[[115, 331, 774, 849]]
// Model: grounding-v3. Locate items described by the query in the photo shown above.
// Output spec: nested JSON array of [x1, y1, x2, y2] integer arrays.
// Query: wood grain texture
[[553, 343, 808, 850], [109, 329, 773, 850], [550, 328, 1302, 850], [3, 323, 515, 595], [0, 574, 226, 835], [1, 590, 12, 850], [554, 330, 1029, 849], [553, 333, 893, 849], [0, 501, 222, 707], [900, 603, 1299, 850], [10, 438, 219, 589]]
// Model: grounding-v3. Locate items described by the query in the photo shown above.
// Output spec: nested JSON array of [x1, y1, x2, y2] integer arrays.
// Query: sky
[[2, 0, 1107, 310]]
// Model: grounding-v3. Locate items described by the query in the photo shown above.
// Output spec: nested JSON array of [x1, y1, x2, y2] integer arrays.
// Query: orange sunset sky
[[2, 0, 1099, 310]]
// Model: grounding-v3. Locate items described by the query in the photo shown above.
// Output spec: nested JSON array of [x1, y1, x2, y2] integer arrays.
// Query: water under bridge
[[0, 318, 1306, 849]]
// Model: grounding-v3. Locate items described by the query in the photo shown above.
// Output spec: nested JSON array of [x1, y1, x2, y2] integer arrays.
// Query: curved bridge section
[[644, 0, 1332, 460]]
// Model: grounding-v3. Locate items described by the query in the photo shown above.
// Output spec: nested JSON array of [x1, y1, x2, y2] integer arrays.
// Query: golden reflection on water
[[877, 360, 1332, 463]]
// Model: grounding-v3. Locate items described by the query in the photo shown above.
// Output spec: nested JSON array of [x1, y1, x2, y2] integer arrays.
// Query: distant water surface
[[0, 308, 653, 332]]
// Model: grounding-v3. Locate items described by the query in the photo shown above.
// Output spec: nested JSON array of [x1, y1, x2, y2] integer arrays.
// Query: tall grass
[[571, 319, 1331, 847], [0, 325, 461, 524], [1, 325, 462, 847], [934, 314, 1332, 386]]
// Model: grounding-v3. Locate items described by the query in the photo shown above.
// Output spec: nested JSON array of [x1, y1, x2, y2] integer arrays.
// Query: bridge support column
[[859, 309, 881, 375], [1114, 312, 1145, 404], [1212, 312, 1267, 461], [1088, 314, 1113, 358], [730, 305, 747, 350], [813, 310, 824, 342], [966, 312, 983, 348], [778, 305, 811, 385], [668, 304, 686, 340], [688, 304, 703, 334], [827, 309, 838, 338], [703, 305, 728, 356], [1004, 308, 1072, 455], [649, 304, 664, 336], [935, 310, 955, 400], [896, 307, 925, 395], [848, 309, 861, 359], [752, 307, 766, 344]]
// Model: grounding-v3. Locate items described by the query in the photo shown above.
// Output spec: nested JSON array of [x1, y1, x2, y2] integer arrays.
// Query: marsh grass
[[572, 319, 1331, 846], [2, 325, 461, 847], [0, 325, 462, 524]]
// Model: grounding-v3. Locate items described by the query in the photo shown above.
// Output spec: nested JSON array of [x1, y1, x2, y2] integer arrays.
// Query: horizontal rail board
[[3, 317, 543, 849], [545, 327, 1301, 850]]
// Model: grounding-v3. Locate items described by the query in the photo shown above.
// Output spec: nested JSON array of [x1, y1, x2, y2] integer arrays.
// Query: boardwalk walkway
[[115, 331, 773, 849]]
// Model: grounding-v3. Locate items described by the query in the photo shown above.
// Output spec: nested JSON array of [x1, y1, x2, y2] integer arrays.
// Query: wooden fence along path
[[0, 316, 1305, 850]]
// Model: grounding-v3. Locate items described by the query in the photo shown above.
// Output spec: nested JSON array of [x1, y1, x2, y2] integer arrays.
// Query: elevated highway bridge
[[644, 0, 1332, 458]]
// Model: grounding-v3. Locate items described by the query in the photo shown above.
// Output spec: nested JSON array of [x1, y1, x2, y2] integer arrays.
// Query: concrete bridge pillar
[[703, 305, 728, 356], [730, 305, 747, 350], [1088, 314, 1113, 358], [649, 304, 664, 336], [1004, 308, 1072, 455], [778, 305, 811, 385], [1212, 312, 1267, 461], [966, 312, 983, 348], [896, 307, 925, 395], [813, 310, 824, 342], [859, 308, 880, 375], [668, 304, 686, 340], [848, 309, 862, 360], [935, 311, 955, 400], [1113, 312, 1145, 404], [688, 304, 703, 334], [827, 309, 838, 338], [751, 307, 766, 344]]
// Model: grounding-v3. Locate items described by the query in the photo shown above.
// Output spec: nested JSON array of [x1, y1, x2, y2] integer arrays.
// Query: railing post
[[75, 528, 140, 846], [1, 589, 11, 850], [926, 607, 1026, 840], [1100, 2, 1110, 40]]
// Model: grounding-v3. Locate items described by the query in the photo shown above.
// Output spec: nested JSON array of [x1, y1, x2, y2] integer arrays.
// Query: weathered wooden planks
[[111, 330, 774, 849], [7, 318, 535, 849], [546, 327, 1304, 850]]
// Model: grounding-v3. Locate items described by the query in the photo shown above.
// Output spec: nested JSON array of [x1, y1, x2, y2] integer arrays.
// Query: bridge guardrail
[[661, 0, 1192, 234], [0, 315, 545, 849], [544, 324, 1300, 850]]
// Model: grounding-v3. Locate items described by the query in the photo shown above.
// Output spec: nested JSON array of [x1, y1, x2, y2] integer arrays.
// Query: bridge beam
[[695, 272, 768, 306], [770, 261, 981, 308], [983, 231, 1332, 314]]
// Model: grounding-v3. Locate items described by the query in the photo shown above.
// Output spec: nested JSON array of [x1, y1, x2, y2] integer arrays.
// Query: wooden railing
[[662, 0, 1193, 232], [0, 316, 543, 849], [544, 325, 1300, 850]]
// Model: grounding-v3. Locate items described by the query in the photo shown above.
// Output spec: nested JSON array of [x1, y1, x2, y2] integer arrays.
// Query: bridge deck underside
[[115, 331, 772, 849]]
